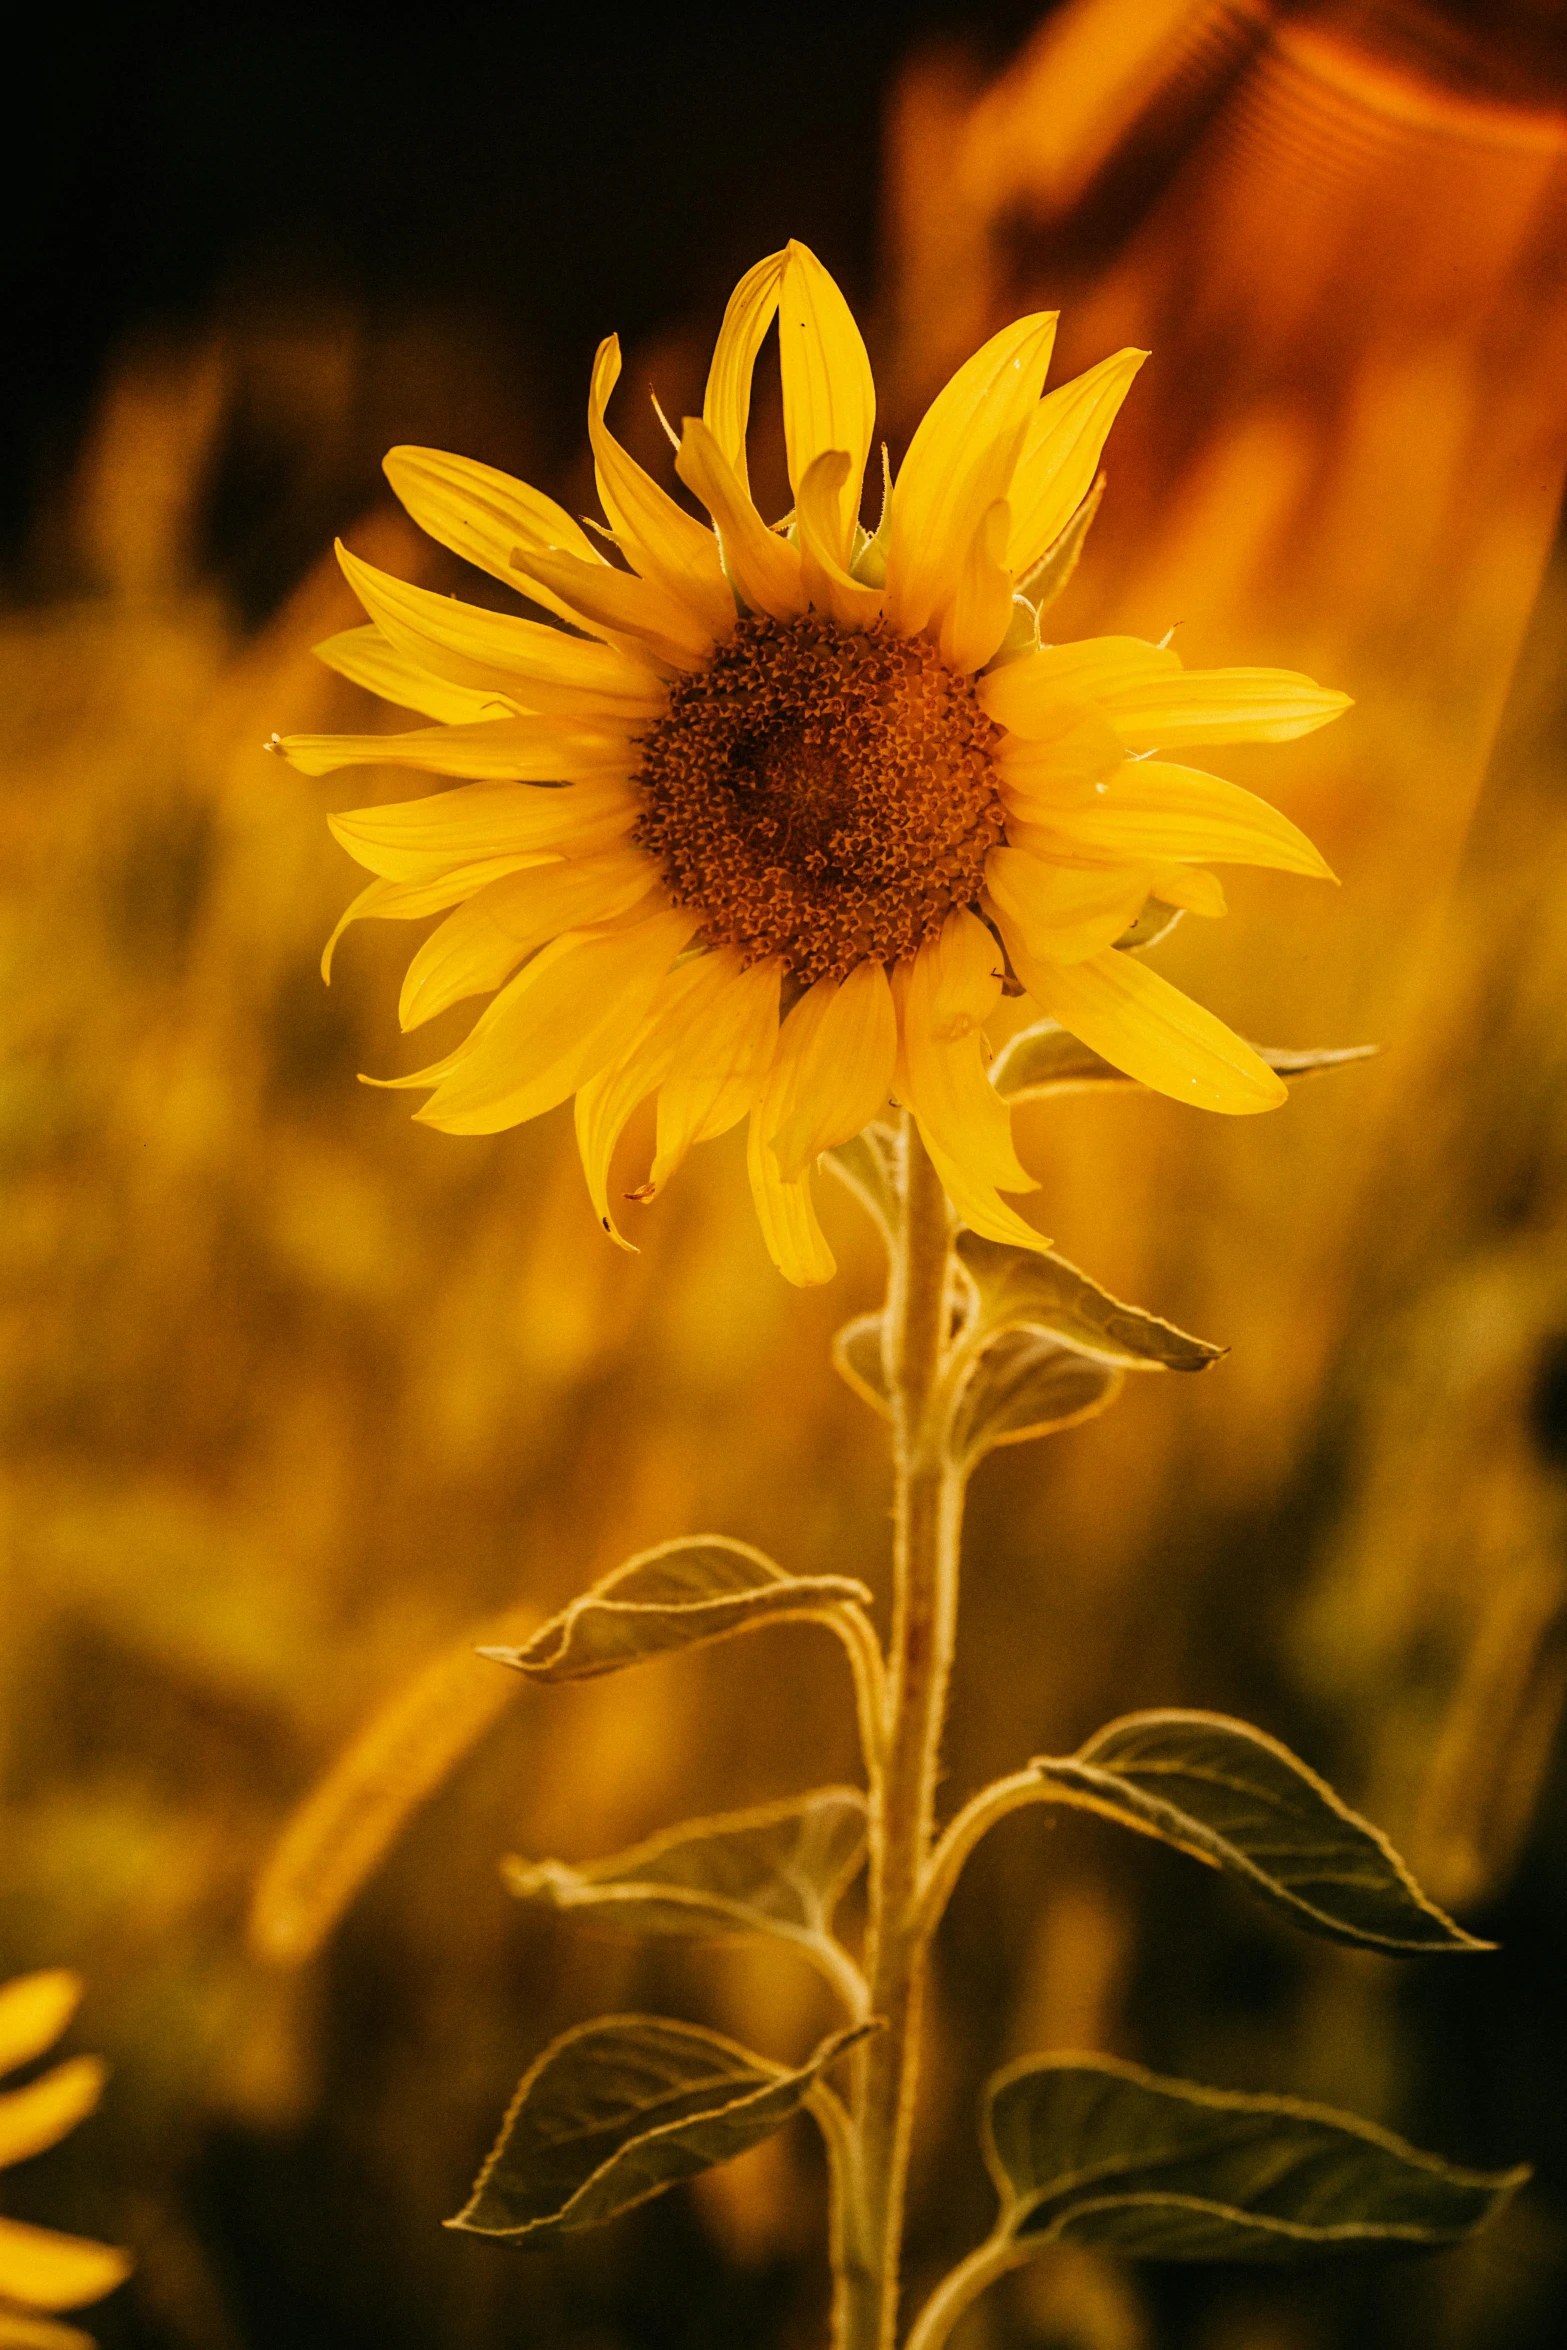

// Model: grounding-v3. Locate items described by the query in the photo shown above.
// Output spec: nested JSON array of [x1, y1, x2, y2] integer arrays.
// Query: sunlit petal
[[986, 845, 1153, 965], [0, 2218, 130, 2315], [677, 417, 806, 621], [277, 713, 639, 783], [1098, 667, 1354, 748], [327, 778, 638, 883], [313, 626, 517, 725], [1007, 348, 1147, 578], [703, 250, 787, 496], [647, 953, 782, 1193], [779, 240, 876, 563], [0, 1977, 79, 2078], [0, 2060, 105, 2172], [978, 636, 1180, 735], [895, 915, 1033, 1192], [383, 444, 602, 609], [588, 337, 735, 636], [398, 851, 662, 1029], [939, 497, 1014, 674], [1004, 759, 1334, 877], [796, 452, 885, 629], [766, 961, 897, 1180], [747, 1106, 836, 1286], [574, 960, 712, 1247]]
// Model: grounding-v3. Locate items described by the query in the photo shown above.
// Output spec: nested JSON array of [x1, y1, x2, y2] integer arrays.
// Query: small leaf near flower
[[950, 1330, 1121, 1464], [450, 2016, 870, 2242], [484, 1538, 872, 1684], [956, 1232, 1223, 1372], [1032, 1711, 1488, 1955], [980, 2054, 1526, 2261], [832, 1312, 891, 1418], [503, 1789, 866, 1953], [991, 1022, 1379, 1105]]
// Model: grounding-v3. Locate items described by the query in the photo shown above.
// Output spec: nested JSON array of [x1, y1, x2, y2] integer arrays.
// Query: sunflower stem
[[835, 1118, 964, 2350]]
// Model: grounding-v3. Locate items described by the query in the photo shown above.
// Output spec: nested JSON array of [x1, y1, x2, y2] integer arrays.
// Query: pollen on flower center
[[632, 615, 1006, 986]]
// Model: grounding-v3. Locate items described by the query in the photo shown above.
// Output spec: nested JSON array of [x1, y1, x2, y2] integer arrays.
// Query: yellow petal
[[1007, 349, 1147, 577], [415, 907, 698, 1134], [382, 445, 601, 617], [587, 337, 735, 637], [994, 708, 1125, 798], [313, 626, 516, 724], [796, 452, 885, 629], [895, 916, 1033, 1193], [1097, 668, 1354, 749], [985, 846, 1153, 965], [0, 1977, 79, 2078], [336, 542, 665, 708], [328, 777, 637, 883], [1147, 863, 1226, 917], [505, 540, 715, 670], [765, 961, 898, 1180], [747, 1105, 836, 1286], [939, 497, 1014, 674], [1005, 759, 1334, 877], [978, 635, 1179, 735], [0, 2219, 129, 2314], [574, 960, 712, 1246], [0, 2059, 105, 2171], [885, 311, 1057, 639], [675, 419, 806, 621], [1000, 933, 1287, 1114], [321, 859, 549, 982], [278, 713, 639, 783], [647, 954, 782, 1193], [703, 250, 787, 497], [778, 241, 876, 564], [0, 2307, 99, 2349], [916, 1124, 1053, 1257], [398, 851, 661, 1029]]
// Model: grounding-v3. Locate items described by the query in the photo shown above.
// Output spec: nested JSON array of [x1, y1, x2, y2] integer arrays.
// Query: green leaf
[[983, 2054, 1526, 2260], [956, 1231, 1223, 1372], [823, 1122, 901, 1245], [483, 1538, 872, 1684], [831, 1312, 890, 1418], [991, 1024, 1379, 1105], [450, 2016, 868, 2241], [950, 1328, 1121, 1462], [1033, 1711, 1487, 1955], [502, 1789, 867, 1949]]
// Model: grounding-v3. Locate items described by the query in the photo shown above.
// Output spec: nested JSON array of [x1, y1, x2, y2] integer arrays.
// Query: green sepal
[[950, 1328, 1121, 1463], [823, 1122, 901, 1247], [483, 1538, 872, 1684], [982, 2054, 1526, 2260], [1033, 1710, 1488, 1955], [991, 1023, 1379, 1105], [451, 2016, 870, 2242]]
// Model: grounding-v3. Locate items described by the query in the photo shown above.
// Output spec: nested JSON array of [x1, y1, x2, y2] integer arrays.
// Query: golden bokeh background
[[4, 5, 1567, 2346]]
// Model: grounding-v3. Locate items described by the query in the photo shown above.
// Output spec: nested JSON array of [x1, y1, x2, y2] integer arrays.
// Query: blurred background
[[4, 2, 1567, 2345]]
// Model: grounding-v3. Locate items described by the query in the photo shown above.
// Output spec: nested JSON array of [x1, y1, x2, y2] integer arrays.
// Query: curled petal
[[676, 419, 806, 621], [506, 540, 715, 670], [703, 250, 787, 496], [886, 312, 1057, 640], [313, 626, 517, 725], [383, 445, 602, 604], [588, 337, 735, 637], [779, 240, 876, 564], [797, 452, 885, 629], [1008, 349, 1147, 577]]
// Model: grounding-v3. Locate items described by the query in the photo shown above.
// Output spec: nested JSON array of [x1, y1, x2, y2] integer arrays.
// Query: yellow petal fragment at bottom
[[574, 961, 713, 1245], [765, 960, 898, 1180], [0, 1976, 80, 2076], [747, 1107, 836, 1286], [0, 2307, 99, 2349], [647, 955, 782, 1193], [0, 2219, 130, 2314], [414, 908, 698, 1134], [1005, 934, 1287, 1114], [0, 2059, 106, 2169]]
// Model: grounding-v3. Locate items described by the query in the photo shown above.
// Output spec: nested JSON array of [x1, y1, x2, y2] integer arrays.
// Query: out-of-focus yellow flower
[[0, 1972, 129, 2350], [279, 243, 1346, 1283]]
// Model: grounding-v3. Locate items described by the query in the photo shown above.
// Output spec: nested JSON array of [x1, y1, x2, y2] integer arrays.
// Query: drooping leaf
[[502, 1789, 867, 1951], [956, 1232, 1223, 1372], [484, 1538, 872, 1684], [1033, 1711, 1486, 1955], [982, 2055, 1526, 2260], [450, 2016, 868, 2241], [823, 1122, 901, 1244], [991, 1022, 1379, 1104], [950, 1329, 1121, 1462], [832, 1312, 891, 1418]]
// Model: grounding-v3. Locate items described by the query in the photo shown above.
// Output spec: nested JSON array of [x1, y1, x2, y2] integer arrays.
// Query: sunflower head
[[277, 241, 1348, 1284]]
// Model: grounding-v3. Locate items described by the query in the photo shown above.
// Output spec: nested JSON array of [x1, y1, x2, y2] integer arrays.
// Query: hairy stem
[[834, 1120, 965, 2350]]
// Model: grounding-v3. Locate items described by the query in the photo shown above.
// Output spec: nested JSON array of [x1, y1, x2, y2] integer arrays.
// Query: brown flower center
[[632, 615, 1005, 986]]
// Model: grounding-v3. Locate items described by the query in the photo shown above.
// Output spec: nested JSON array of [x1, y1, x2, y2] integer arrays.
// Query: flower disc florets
[[633, 615, 1006, 985]]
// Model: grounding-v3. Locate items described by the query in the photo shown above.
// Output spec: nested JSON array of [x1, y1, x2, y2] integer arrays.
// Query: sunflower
[[277, 243, 1347, 1284]]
